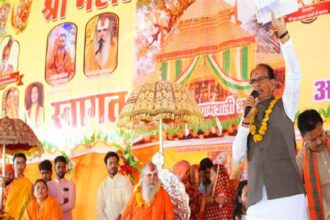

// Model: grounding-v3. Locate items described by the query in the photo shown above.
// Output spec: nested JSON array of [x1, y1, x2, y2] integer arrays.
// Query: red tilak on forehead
[[149, 165, 157, 172], [100, 18, 106, 26]]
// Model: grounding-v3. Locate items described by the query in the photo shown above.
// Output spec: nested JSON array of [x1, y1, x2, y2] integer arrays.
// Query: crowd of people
[[1, 154, 75, 220], [0, 151, 239, 220], [0, 14, 329, 220]]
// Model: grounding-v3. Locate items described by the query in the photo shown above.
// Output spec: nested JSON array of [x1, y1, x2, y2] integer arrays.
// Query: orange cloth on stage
[[4, 176, 33, 220], [22, 196, 63, 220], [121, 186, 174, 220]]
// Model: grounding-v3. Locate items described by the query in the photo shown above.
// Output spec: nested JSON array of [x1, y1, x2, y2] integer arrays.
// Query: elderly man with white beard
[[0, 37, 14, 75], [85, 15, 118, 75], [120, 162, 174, 220]]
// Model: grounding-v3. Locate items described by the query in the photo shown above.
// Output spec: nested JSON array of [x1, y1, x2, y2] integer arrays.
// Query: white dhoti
[[247, 186, 308, 220]]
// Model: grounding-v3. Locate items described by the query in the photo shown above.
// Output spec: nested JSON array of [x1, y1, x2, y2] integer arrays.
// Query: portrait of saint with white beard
[[84, 13, 118, 77], [0, 36, 19, 77]]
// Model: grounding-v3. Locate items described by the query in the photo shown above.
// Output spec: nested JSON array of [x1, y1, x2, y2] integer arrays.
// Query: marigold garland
[[250, 98, 279, 143], [135, 184, 159, 208], [136, 185, 145, 208]]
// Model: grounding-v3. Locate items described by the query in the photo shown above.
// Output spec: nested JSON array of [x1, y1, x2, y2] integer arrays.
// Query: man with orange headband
[[2, 164, 15, 207], [4, 164, 14, 187]]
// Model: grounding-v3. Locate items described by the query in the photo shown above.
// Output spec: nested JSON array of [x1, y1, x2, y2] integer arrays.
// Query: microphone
[[244, 90, 259, 118]]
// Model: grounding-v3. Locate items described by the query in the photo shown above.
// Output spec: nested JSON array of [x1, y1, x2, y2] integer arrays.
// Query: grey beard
[[142, 182, 158, 203]]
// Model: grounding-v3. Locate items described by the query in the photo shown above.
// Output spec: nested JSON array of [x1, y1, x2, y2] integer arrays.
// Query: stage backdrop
[[0, 0, 329, 219]]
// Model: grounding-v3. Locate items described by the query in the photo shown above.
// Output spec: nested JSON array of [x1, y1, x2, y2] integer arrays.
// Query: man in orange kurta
[[121, 162, 174, 220], [46, 33, 74, 79], [3, 153, 33, 220], [22, 195, 62, 220]]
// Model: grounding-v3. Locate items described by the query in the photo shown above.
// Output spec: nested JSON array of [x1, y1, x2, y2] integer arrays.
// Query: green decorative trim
[[207, 55, 250, 91], [180, 56, 200, 84], [175, 59, 181, 78], [241, 46, 248, 80], [161, 62, 167, 80], [224, 48, 230, 73]]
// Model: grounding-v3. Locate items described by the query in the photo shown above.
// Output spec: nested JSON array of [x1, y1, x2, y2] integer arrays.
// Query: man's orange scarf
[[303, 138, 330, 220]]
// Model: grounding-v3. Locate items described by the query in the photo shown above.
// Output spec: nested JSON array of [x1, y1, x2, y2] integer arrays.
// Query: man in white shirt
[[48, 156, 76, 220], [232, 14, 307, 219], [96, 151, 132, 220]]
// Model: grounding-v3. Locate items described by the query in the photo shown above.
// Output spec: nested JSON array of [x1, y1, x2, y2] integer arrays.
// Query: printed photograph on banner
[[45, 22, 76, 86], [84, 12, 118, 77], [0, 3, 10, 36], [2, 87, 19, 118], [0, 36, 19, 76], [11, 0, 33, 32], [25, 82, 44, 128]]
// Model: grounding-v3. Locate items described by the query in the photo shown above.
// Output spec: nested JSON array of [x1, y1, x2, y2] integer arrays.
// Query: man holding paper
[[232, 14, 308, 220], [254, 0, 298, 24]]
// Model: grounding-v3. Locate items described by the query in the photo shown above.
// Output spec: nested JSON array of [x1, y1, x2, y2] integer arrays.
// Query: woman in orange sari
[[200, 164, 234, 219], [22, 179, 62, 220]]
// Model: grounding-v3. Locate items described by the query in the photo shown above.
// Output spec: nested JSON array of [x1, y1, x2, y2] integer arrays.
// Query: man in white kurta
[[96, 151, 132, 220], [232, 15, 308, 220]]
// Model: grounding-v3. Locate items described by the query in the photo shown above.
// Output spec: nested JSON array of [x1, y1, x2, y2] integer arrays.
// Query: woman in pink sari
[[200, 164, 234, 220]]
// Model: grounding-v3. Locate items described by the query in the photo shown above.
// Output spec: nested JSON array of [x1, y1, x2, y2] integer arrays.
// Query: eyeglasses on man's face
[[249, 76, 269, 85]]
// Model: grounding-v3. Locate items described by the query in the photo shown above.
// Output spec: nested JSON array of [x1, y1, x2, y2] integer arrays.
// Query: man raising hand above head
[[233, 14, 308, 220]]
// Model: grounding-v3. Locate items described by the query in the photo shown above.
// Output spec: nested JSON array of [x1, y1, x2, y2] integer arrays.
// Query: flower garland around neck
[[135, 184, 159, 208], [250, 97, 279, 143]]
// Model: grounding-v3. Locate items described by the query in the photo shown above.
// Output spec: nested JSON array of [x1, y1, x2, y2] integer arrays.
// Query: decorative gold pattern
[[117, 81, 203, 128], [0, 117, 43, 157]]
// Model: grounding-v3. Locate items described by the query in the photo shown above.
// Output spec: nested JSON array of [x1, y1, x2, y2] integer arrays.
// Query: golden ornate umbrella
[[117, 80, 204, 152], [118, 81, 202, 220], [0, 117, 43, 176], [118, 80, 203, 126]]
